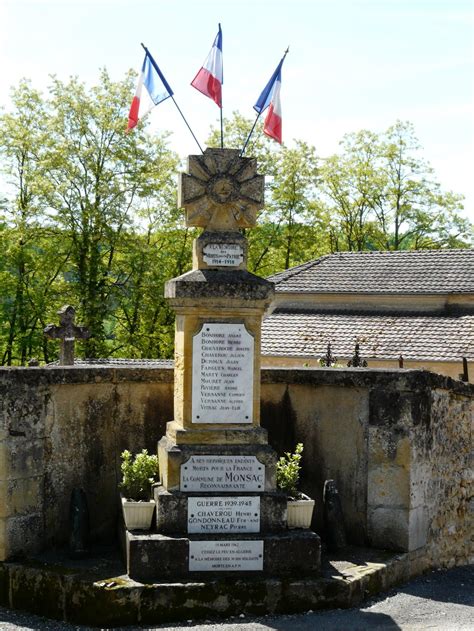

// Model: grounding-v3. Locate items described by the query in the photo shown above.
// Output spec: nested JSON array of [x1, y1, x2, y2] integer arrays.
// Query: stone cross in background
[[44, 305, 90, 366]]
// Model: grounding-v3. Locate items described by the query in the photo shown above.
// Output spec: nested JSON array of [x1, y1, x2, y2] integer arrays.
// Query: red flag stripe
[[127, 96, 140, 131], [263, 104, 282, 144], [191, 68, 222, 108]]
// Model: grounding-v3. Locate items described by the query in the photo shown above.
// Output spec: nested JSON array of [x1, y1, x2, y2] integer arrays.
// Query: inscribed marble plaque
[[203, 243, 244, 267], [187, 496, 260, 534], [189, 540, 264, 571], [180, 455, 265, 492], [192, 322, 254, 423]]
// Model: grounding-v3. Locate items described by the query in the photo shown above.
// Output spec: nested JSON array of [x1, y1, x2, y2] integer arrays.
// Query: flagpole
[[171, 96, 204, 154], [141, 43, 204, 154], [220, 108, 224, 149], [240, 46, 289, 156], [240, 112, 261, 157], [219, 23, 224, 148]]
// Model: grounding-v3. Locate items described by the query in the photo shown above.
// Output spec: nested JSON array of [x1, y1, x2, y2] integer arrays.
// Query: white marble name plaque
[[187, 496, 260, 534], [189, 540, 264, 571], [180, 455, 265, 492], [203, 243, 244, 267], [192, 322, 254, 424]]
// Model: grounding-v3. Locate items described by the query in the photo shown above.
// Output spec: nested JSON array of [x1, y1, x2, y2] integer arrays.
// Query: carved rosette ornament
[[178, 148, 265, 231]]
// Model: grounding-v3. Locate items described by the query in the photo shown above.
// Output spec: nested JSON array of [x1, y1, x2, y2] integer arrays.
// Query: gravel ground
[[0, 565, 472, 631]]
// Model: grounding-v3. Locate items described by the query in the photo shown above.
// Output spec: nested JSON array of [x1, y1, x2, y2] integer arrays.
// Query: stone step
[[0, 546, 429, 627], [125, 529, 321, 583]]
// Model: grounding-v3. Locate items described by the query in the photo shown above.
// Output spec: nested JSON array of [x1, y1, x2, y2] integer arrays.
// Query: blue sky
[[1, 0, 473, 221]]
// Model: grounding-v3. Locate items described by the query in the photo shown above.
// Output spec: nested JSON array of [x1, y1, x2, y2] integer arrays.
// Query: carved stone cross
[[44, 305, 90, 366], [178, 148, 265, 231]]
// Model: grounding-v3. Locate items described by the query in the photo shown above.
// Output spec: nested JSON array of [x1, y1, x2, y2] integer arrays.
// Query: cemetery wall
[[261, 355, 472, 383], [0, 367, 173, 561], [260, 369, 473, 567], [0, 366, 471, 567]]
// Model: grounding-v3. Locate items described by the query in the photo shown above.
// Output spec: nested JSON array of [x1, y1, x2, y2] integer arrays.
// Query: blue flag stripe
[[215, 23, 223, 52], [143, 50, 174, 102], [254, 58, 284, 114]]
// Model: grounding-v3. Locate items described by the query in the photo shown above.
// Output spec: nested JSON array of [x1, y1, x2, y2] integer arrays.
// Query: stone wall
[[0, 367, 173, 560], [422, 389, 472, 566], [0, 365, 472, 567], [367, 379, 472, 564], [260, 368, 473, 567], [260, 380, 369, 543]]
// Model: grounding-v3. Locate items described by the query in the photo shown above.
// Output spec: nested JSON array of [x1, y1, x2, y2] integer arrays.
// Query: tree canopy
[[0, 75, 471, 365]]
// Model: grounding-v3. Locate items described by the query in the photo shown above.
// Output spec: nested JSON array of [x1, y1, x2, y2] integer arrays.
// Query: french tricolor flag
[[254, 57, 285, 144], [127, 48, 174, 131], [191, 24, 223, 108]]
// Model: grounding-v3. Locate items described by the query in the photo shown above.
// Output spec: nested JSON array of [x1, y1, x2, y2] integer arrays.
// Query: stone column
[[125, 149, 320, 582]]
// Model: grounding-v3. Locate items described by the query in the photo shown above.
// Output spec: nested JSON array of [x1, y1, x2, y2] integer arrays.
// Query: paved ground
[[0, 565, 472, 630]]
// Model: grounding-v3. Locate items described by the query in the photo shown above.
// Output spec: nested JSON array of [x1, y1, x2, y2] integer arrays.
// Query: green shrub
[[276, 443, 304, 499], [119, 449, 159, 501]]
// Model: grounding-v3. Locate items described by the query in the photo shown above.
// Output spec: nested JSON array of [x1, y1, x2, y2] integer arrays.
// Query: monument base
[[124, 529, 321, 583]]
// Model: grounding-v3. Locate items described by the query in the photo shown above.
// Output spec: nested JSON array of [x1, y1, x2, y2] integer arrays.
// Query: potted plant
[[276, 443, 315, 529], [119, 449, 159, 530]]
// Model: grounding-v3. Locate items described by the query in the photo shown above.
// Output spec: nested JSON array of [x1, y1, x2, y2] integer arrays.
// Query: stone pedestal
[[124, 148, 321, 581]]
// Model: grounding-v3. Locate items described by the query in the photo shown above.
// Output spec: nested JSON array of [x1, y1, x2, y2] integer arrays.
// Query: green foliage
[[319, 120, 472, 251], [44, 70, 180, 358], [119, 449, 159, 501], [0, 71, 182, 364], [276, 443, 304, 499], [0, 82, 471, 366]]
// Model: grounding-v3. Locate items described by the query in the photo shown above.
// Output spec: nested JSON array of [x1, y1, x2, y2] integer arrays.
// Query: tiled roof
[[261, 310, 474, 361], [268, 250, 474, 295]]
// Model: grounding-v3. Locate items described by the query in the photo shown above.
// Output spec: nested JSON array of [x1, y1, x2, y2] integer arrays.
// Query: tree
[[0, 72, 181, 363], [268, 141, 322, 270], [1, 86, 471, 366], [0, 80, 68, 365], [320, 121, 472, 251], [44, 70, 180, 357], [113, 210, 195, 359], [375, 121, 470, 249], [319, 130, 384, 251]]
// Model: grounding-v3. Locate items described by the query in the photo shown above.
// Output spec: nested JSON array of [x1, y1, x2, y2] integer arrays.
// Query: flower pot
[[121, 494, 155, 530], [287, 496, 315, 529]]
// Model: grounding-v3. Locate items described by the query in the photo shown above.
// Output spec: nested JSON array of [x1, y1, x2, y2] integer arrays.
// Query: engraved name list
[[192, 323, 254, 423]]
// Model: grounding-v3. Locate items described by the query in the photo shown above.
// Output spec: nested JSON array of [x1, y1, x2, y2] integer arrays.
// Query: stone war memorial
[[0, 147, 472, 626], [126, 148, 321, 581]]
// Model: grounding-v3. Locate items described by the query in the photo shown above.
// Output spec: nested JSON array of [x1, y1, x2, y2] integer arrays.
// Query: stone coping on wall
[[0, 363, 174, 384], [1, 363, 472, 396], [261, 366, 474, 396]]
